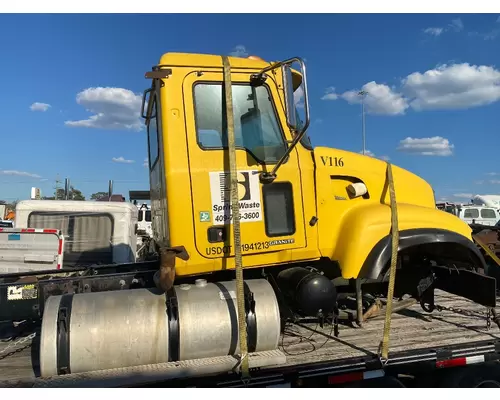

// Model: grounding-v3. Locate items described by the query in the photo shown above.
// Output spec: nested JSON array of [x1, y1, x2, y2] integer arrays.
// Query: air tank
[[39, 278, 280, 377], [276, 266, 337, 318]]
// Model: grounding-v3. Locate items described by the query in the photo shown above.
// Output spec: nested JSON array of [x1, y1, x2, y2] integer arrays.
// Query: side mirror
[[141, 87, 156, 121], [251, 57, 310, 183], [283, 64, 298, 131]]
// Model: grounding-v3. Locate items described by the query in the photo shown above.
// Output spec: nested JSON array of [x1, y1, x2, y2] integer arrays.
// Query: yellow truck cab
[[5, 51, 498, 387], [141, 52, 495, 309]]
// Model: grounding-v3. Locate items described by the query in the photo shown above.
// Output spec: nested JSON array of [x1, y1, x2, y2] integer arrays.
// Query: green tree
[[90, 191, 108, 200], [43, 186, 86, 201], [1, 199, 19, 209]]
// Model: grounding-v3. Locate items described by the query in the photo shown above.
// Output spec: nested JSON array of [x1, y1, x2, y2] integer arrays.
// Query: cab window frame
[[146, 93, 160, 171]]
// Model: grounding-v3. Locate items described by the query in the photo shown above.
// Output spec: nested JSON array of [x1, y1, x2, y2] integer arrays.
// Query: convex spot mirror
[[251, 57, 310, 182], [283, 64, 298, 131], [280, 60, 309, 143]]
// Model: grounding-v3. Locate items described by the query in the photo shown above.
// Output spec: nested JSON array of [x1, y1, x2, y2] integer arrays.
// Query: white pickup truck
[[14, 200, 141, 268], [455, 204, 500, 226]]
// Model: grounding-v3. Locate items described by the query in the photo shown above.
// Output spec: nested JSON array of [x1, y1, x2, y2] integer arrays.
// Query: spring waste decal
[[209, 170, 262, 224], [7, 284, 38, 301]]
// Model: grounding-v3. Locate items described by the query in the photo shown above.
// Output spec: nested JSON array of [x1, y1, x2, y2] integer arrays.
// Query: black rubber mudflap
[[433, 266, 496, 308]]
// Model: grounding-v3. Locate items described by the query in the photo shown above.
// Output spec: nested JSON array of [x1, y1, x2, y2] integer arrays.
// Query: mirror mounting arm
[[250, 73, 268, 86], [259, 172, 277, 184], [254, 57, 310, 183]]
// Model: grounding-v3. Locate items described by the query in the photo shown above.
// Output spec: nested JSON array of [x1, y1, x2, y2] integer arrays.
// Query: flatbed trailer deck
[[2, 290, 500, 387]]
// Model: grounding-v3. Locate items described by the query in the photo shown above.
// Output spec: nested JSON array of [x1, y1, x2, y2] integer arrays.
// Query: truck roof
[[158, 52, 271, 69], [16, 200, 138, 214], [156, 52, 303, 89]]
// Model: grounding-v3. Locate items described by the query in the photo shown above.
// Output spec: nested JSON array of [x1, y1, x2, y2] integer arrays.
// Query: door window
[[147, 96, 159, 169], [194, 83, 287, 163]]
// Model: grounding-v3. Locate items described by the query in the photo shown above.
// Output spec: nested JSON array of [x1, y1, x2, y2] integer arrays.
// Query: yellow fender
[[331, 202, 483, 280]]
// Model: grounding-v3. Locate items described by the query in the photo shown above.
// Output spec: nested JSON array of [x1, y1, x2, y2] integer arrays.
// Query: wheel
[[439, 364, 500, 387], [342, 376, 406, 388]]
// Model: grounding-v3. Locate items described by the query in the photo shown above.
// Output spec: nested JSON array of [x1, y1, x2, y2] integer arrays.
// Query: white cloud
[[229, 45, 249, 58], [397, 136, 454, 156], [470, 27, 500, 41], [490, 180, 500, 184], [341, 82, 409, 115], [359, 149, 390, 161], [487, 172, 498, 176], [484, 29, 500, 40], [449, 18, 464, 32], [402, 63, 500, 111], [0, 170, 41, 178], [321, 87, 339, 101], [323, 61, 500, 115], [143, 157, 148, 168], [422, 18, 463, 38], [65, 87, 143, 131], [423, 27, 444, 36], [453, 193, 473, 199], [30, 102, 51, 112], [112, 156, 135, 164], [469, 16, 500, 40]]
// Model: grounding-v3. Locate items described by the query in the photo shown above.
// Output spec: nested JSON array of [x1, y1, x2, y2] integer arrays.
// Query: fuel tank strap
[[243, 282, 257, 353], [166, 287, 180, 362], [56, 293, 74, 375]]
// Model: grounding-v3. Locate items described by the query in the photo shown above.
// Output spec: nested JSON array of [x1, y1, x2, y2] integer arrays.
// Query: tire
[[343, 376, 406, 388], [439, 364, 500, 387]]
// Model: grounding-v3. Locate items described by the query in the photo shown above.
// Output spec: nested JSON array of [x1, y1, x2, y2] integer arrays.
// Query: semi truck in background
[[0, 52, 500, 388], [14, 200, 139, 267], [0, 199, 140, 275], [0, 185, 151, 274]]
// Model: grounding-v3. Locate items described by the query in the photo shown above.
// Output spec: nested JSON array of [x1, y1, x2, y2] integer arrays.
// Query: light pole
[[358, 90, 368, 155]]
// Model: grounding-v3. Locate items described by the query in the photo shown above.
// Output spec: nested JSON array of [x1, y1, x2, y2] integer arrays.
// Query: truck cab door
[[182, 69, 307, 266]]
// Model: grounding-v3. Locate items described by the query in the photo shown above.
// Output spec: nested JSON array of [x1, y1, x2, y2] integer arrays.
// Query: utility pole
[[358, 90, 368, 155], [54, 174, 62, 200], [108, 180, 113, 202], [64, 178, 71, 200]]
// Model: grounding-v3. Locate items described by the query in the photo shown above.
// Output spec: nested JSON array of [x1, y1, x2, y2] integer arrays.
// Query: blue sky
[[1, 13, 500, 203]]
